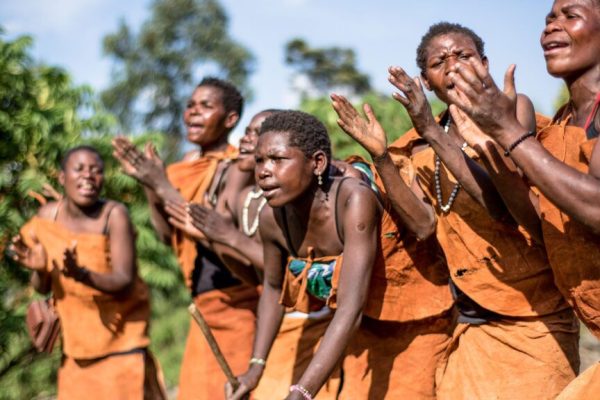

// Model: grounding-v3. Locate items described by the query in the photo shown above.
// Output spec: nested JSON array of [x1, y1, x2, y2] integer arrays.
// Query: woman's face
[[541, 0, 600, 80], [237, 112, 271, 172], [183, 85, 230, 147], [60, 150, 104, 207], [421, 32, 488, 105], [254, 131, 316, 207]]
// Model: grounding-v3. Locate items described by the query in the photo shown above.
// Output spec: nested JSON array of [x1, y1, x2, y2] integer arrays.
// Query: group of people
[[8, 0, 600, 398]]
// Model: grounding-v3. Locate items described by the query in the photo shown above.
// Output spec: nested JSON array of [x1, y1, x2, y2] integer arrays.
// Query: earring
[[317, 173, 323, 186]]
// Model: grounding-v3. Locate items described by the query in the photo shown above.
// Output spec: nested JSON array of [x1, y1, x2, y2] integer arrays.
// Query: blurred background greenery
[[0, 0, 576, 399]]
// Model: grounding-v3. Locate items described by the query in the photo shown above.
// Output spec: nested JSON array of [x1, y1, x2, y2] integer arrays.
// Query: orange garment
[[58, 350, 166, 400], [345, 156, 453, 322], [177, 285, 258, 400], [340, 314, 453, 400], [556, 362, 600, 400], [20, 217, 151, 359], [20, 217, 164, 399], [166, 145, 238, 288], [389, 127, 568, 317], [388, 121, 578, 398], [167, 145, 260, 400], [536, 117, 600, 339], [253, 312, 341, 400], [338, 158, 454, 399], [436, 309, 580, 400]]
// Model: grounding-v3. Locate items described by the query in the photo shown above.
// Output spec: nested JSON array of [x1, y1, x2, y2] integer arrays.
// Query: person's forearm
[[504, 132, 600, 233], [252, 284, 285, 361], [295, 307, 362, 396], [144, 187, 173, 243], [373, 153, 435, 239], [423, 124, 508, 219], [474, 140, 543, 243], [78, 269, 134, 294], [222, 231, 264, 270], [31, 271, 51, 294]]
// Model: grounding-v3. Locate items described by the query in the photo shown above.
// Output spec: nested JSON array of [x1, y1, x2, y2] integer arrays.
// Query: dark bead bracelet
[[504, 131, 536, 157]]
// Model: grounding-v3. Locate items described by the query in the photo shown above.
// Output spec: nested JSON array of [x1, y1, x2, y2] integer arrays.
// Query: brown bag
[[26, 298, 60, 353]]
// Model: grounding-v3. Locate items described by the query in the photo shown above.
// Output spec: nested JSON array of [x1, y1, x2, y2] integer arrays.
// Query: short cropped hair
[[259, 110, 332, 163], [416, 22, 485, 74], [60, 145, 104, 171], [198, 77, 244, 119]]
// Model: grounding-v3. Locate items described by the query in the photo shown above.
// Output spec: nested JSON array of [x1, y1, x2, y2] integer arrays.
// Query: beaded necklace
[[242, 187, 267, 236], [434, 117, 467, 213]]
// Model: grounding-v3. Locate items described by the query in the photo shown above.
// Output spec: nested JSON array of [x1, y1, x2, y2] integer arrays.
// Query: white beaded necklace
[[434, 117, 467, 213], [242, 187, 267, 236]]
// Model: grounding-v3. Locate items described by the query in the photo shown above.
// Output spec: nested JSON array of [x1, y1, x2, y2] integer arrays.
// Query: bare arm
[[62, 204, 136, 293], [112, 137, 185, 243], [292, 183, 379, 398], [331, 93, 436, 239], [388, 67, 508, 219], [227, 209, 286, 400], [447, 60, 600, 234]]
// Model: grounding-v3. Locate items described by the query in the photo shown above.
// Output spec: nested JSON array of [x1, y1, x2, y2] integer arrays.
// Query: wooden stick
[[187, 303, 240, 391]]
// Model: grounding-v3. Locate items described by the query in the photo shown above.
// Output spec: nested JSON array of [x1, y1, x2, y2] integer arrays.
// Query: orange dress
[[339, 158, 454, 400], [20, 217, 165, 400], [388, 119, 579, 400], [535, 115, 600, 399], [166, 146, 260, 400]]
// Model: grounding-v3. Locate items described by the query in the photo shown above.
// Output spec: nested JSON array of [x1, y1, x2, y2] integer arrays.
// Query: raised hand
[[164, 200, 207, 241], [331, 93, 388, 158], [388, 66, 437, 134], [112, 137, 167, 188], [42, 183, 63, 201], [446, 60, 520, 140], [8, 233, 47, 271], [188, 204, 236, 244]]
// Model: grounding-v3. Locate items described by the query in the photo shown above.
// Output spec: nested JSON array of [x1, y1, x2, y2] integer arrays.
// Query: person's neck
[[199, 136, 230, 155], [566, 67, 600, 125], [64, 198, 102, 220]]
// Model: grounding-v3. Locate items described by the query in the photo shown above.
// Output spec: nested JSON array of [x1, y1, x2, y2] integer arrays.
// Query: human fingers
[[164, 201, 188, 221], [503, 64, 517, 102], [229, 383, 250, 400], [363, 103, 379, 126]]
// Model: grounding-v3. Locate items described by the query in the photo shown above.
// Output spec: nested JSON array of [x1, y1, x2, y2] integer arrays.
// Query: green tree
[[0, 31, 188, 398], [101, 0, 255, 152], [285, 38, 371, 98]]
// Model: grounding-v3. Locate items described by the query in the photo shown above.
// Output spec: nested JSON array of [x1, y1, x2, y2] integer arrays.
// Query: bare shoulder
[[338, 176, 378, 207], [105, 200, 131, 224], [36, 201, 59, 220]]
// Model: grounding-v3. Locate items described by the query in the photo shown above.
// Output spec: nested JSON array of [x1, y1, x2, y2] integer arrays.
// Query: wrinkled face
[[60, 150, 104, 207], [254, 131, 315, 207], [238, 112, 271, 172], [183, 85, 231, 146], [541, 0, 600, 79], [421, 32, 488, 104]]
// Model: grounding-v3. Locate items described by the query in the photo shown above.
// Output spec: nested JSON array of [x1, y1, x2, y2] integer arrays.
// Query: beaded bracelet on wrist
[[503, 130, 535, 157], [290, 384, 313, 399]]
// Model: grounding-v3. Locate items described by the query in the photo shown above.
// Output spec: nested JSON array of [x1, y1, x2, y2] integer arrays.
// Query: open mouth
[[78, 181, 97, 196], [542, 40, 569, 55]]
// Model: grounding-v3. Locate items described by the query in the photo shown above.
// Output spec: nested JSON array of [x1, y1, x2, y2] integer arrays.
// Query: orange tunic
[[536, 117, 600, 400], [387, 123, 578, 399], [166, 146, 260, 400], [536, 118, 600, 338], [20, 217, 165, 399], [340, 158, 454, 399]]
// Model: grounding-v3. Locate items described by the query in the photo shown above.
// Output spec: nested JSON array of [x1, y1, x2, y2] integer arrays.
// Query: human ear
[[224, 111, 240, 129], [312, 150, 329, 177], [58, 171, 65, 186], [482, 56, 489, 71], [421, 72, 432, 91]]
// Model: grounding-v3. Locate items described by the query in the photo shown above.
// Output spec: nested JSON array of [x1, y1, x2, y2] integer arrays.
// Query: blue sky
[[2, 0, 561, 142]]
